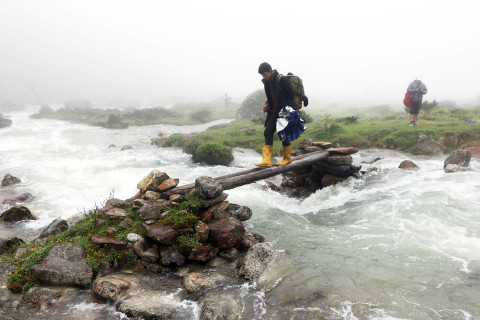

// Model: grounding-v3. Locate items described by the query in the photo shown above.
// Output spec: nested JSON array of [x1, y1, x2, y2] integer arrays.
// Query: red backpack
[[403, 92, 413, 108]]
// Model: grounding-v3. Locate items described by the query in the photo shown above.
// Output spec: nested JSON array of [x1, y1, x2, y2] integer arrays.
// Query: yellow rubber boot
[[275, 145, 292, 166], [254, 145, 273, 167]]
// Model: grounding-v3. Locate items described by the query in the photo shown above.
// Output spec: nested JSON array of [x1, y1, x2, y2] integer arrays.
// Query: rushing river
[[1, 107, 480, 320]]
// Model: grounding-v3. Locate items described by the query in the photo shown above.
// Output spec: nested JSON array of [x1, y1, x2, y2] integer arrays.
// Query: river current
[[1, 108, 480, 319]]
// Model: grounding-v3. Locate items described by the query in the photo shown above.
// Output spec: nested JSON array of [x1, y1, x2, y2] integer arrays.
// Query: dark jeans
[[264, 110, 290, 146], [410, 101, 421, 115]]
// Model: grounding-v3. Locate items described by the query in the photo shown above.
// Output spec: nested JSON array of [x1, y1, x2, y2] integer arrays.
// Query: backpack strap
[[276, 74, 284, 91]]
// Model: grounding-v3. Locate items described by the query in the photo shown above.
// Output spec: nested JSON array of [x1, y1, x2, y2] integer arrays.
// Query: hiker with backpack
[[255, 62, 308, 167], [407, 76, 428, 126]]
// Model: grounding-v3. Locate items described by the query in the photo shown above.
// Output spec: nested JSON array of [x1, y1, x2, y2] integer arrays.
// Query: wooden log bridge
[[163, 150, 335, 196]]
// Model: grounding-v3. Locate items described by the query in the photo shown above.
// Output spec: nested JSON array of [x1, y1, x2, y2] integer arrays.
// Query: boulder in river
[[444, 149, 471, 169], [0, 206, 37, 222], [1, 174, 21, 187]]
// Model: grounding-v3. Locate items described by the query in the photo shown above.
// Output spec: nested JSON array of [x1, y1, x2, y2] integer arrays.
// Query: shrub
[[183, 138, 203, 155], [193, 143, 233, 165], [161, 134, 186, 148], [299, 110, 313, 123], [190, 108, 212, 123]]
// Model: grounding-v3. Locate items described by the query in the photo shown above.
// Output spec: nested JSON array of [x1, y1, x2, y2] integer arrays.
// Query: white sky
[[1, 0, 479, 107]]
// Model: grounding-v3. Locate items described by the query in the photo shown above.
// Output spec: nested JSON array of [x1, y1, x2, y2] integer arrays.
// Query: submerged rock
[[117, 290, 182, 319], [2, 192, 35, 206]]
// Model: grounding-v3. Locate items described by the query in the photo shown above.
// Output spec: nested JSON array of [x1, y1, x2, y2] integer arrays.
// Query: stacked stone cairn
[[271, 139, 361, 196], [0, 170, 283, 319]]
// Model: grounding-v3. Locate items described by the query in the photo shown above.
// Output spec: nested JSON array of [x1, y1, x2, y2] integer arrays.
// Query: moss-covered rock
[[193, 143, 233, 166]]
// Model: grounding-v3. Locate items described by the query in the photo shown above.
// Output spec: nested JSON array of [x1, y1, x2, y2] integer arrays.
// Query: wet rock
[[199, 291, 241, 320], [156, 178, 179, 192], [239, 232, 265, 250], [137, 170, 170, 193], [313, 162, 361, 177], [22, 287, 62, 310], [326, 155, 353, 165], [218, 248, 239, 261], [37, 218, 68, 239], [238, 242, 274, 282], [183, 272, 226, 293], [444, 149, 471, 169], [225, 203, 252, 221], [188, 244, 219, 262], [303, 146, 324, 153], [322, 174, 347, 187], [412, 135, 447, 155], [0, 237, 25, 254], [298, 138, 313, 150], [143, 223, 179, 246], [328, 147, 359, 156], [1, 174, 21, 187], [117, 290, 182, 319], [30, 243, 93, 286], [399, 160, 419, 170], [93, 274, 132, 301], [1, 192, 35, 206], [196, 193, 229, 209], [120, 145, 133, 151], [133, 238, 159, 263], [208, 217, 245, 249], [195, 221, 210, 242], [445, 164, 468, 173], [0, 206, 37, 222], [212, 208, 229, 220], [160, 247, 185, 266], [312, 141, 332, 149], [195, 176, 223, 199], [91, 235, 127, 250]]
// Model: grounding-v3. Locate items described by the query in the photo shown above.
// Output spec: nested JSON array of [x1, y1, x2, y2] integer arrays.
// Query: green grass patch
[[6, 204, 144, 292]]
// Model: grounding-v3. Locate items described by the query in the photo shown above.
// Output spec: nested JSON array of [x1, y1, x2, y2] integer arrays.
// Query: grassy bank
[[160, 107, 480, 155], [30, 102, 239, 128]]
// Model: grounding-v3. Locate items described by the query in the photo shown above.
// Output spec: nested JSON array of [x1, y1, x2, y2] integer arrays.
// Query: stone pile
[[270, 139, 361, 196]]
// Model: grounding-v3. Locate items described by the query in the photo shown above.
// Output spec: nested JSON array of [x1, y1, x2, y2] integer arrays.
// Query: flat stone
[[91, 235, 127, 250], [328, 147, 359, 155], [106, 208, 128, 219], [156, 178, 179, 192], [143, 223, 179, 246]]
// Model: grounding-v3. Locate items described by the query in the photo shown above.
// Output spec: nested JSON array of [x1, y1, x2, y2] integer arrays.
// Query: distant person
[[407, 76, 428, 126], [224, 93, 231, 110], [254, 62, 294, 167]]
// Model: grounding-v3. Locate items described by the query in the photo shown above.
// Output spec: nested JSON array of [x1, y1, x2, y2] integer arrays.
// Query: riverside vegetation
[[30, 100, 239, 128], [155, 104, 480, 156]]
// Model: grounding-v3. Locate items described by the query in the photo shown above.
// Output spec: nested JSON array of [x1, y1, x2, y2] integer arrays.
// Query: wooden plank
[[163, 150, 329, 196]]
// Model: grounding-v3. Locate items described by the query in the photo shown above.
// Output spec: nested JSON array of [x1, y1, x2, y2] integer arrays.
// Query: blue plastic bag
[[276, 107, 306, 143]]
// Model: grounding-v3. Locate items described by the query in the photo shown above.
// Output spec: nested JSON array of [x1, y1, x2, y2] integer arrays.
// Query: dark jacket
[[407, 80, 428, 103], [262, 70, 294, 112]]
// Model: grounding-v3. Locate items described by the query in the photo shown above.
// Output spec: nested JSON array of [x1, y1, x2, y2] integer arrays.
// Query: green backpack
[[276, 72, 307, 110]]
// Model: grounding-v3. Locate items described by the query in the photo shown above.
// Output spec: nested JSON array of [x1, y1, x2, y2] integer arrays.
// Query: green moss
[[177, 233, 202, 255], [162, 196, 200, 229], [7, 204, 145, 292]]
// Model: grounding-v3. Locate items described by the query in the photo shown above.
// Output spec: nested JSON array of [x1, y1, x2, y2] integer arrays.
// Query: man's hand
[[263, 103, 269, 112]]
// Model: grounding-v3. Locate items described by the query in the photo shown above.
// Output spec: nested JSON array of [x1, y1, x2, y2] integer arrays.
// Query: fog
[[1, 0, 479, 108]]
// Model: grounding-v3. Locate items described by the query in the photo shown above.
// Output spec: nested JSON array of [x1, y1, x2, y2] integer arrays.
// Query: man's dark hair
[[258, 62, 272, 74]]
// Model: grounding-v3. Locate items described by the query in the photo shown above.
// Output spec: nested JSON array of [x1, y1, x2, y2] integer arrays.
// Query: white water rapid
[[1, 107, 480, 319]]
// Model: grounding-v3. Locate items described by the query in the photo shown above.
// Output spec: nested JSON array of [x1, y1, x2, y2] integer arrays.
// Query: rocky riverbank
[[0, 171, 290, 319]]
